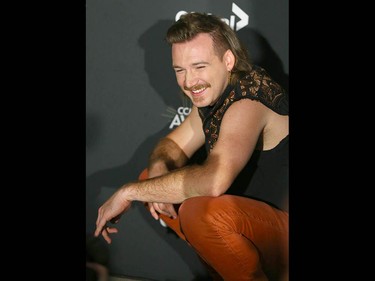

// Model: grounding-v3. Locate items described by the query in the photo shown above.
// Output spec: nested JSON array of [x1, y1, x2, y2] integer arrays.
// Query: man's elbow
[[208, 176, 233, 197]]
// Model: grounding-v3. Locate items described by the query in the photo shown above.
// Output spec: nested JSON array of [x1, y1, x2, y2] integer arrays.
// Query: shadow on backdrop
[[237, 27, 289, 94]]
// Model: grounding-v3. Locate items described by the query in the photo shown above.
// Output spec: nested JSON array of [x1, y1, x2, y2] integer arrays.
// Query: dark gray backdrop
[[86, 0, 288, 279]]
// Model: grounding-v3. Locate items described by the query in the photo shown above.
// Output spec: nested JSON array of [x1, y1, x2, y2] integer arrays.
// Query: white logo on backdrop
[[175, 2, 249, 31], [162, 105, 192, 129], [170, 107, 191, 129]]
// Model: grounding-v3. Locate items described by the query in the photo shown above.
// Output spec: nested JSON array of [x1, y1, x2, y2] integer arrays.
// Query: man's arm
[[147, 105, 205, 178], [123, 99, 269, 202], [95, 99, 269, 241], [147, 137, 189, 178], [144, 106, 204, 219], [145, 137, 189, 220]]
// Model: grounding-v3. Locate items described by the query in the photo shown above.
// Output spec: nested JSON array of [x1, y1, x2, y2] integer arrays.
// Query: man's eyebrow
[[192, 61, 209, 66], [173, 61, 209, 68]]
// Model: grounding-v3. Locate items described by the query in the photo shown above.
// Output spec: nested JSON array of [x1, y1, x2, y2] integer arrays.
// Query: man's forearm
[[119, 137, 226, 204], [148, 137, 189, 177], [123, 164, 210, 203], [123, 152, 228, 204]]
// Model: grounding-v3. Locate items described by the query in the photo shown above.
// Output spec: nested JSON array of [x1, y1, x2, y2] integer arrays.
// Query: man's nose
[[184, 70, 198, 89]]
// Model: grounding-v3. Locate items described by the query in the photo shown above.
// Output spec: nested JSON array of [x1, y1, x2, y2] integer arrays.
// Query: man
[[95, 12, 288, 280]]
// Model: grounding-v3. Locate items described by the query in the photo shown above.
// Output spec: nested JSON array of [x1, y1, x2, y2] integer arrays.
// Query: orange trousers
[[139, 169, 288, 280]]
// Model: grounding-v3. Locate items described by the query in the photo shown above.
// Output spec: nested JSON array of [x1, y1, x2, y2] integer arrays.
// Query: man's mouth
[[191, 86, 207, 94], [185, 83, 211, 95]]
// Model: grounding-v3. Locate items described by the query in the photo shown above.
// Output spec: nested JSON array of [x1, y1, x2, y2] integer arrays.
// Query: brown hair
[[166, 12, 252, 85]]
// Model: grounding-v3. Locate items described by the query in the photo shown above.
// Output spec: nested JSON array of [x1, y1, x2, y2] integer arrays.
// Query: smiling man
[[95, 12, 289, 280]]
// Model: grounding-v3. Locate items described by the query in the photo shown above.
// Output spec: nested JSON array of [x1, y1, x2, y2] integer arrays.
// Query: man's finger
[[149, 205, 159, 220]]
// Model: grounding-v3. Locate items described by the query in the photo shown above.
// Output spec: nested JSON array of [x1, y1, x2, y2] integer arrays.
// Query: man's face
[[171, 33, 233, 108]]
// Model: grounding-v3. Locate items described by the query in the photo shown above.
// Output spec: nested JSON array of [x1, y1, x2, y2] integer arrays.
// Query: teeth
[[192, 87, 205, 94]]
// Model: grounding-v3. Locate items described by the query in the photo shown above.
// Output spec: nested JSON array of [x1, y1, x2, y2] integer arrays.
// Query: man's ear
[[223, 49, 235, 71]]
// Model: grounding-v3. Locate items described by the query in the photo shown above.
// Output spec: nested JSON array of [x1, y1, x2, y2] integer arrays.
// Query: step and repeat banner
[[86, 0, 288, 279]]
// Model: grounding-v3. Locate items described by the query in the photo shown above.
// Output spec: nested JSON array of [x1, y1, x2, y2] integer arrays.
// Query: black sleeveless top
[[198, 65, 289, 211]]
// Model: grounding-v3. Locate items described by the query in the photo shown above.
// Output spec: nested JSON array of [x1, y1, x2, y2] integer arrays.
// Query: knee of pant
[[179, 196, 227, 239], [179, 196, 207, 224]]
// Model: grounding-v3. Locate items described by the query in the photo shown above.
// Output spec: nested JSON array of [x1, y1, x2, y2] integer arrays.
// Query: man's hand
[[94, 188, 132, 244], [147, 202, 177, 220], [139, 165, 177, 220], [141, 168, 177, 220]]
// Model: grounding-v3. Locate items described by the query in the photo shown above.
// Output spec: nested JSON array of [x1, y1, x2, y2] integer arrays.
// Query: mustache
[[184, 83, 211, 92]]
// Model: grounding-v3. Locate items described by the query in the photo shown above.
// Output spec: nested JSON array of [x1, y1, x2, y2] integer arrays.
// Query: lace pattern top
[[198, 65, 288, 152]]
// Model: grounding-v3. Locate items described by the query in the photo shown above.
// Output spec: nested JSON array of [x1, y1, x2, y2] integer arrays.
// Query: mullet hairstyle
[[166, 12, 253, 86]]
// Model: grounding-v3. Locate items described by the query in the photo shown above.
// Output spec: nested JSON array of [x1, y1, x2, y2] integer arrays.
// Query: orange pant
[[139, 169, 288, 280]]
